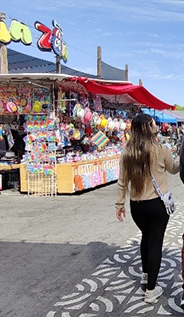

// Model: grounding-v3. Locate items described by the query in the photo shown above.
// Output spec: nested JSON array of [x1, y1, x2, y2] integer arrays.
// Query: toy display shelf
[[19, 155, 120, 194]]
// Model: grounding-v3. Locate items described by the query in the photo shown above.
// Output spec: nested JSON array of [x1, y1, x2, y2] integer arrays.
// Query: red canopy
[[68, 77, 175, 110]]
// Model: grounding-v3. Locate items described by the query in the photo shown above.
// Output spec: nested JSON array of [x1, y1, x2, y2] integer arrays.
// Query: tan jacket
[[115, 144, 179, 211]]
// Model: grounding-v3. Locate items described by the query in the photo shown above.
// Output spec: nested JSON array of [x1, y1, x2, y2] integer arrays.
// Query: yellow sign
[[0, 19, 32, 45]]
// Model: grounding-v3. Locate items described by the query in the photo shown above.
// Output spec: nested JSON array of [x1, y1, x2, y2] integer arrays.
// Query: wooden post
[[97, 46, 101, 78], [0, 12, 8, 73], [56, 55, 61, 74], [125, 64, 128, 81]]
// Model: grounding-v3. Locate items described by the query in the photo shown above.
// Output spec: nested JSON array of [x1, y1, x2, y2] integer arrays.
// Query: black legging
[[130, 197, 169, 290]]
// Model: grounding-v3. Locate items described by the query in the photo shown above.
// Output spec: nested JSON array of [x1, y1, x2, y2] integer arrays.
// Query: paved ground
[[0, 173, 184, 317]]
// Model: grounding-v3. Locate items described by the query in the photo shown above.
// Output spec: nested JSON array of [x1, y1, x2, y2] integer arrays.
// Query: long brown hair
[[123, 114, 155, 196]]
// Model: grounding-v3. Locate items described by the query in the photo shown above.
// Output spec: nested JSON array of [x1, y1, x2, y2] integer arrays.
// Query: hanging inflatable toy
[[107, 118, 115, 131], [73, 103, 85, 118], [6, 101, 18, 113], [73, 103, 82, 117], [20, 97, 27, 107], [83, 107, 93, 125], [91, 112, 101, 127], [77, 107, 85, 118], [33, 101, 42, 113], [113, 118, 120, 130], [119, 119, 126, 131]]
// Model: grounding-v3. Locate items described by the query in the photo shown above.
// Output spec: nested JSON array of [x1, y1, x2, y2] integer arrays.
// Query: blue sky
[[1, 0, 184, 106]]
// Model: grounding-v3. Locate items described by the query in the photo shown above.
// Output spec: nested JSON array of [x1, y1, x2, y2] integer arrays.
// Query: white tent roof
[[0, 73, 131, 84]]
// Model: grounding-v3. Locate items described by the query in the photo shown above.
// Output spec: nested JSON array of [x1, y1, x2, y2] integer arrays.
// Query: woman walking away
[[115, 114, 179, 304]]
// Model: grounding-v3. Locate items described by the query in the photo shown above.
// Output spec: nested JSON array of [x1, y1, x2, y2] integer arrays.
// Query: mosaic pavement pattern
[[46, 202, 184, 316]]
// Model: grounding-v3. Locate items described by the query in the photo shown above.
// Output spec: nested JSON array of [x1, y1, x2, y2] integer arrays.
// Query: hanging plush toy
[[100, 115, 108, 129]]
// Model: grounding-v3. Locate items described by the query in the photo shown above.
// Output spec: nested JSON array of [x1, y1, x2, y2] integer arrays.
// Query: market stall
[[0, 73, 175, 195], [0, 74, 62, 193], [142, 108, 178, 124]]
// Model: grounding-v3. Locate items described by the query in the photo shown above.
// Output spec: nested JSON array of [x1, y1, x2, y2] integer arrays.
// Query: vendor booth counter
[[0, 164, 20, 190], [19, 155, 120, 194]]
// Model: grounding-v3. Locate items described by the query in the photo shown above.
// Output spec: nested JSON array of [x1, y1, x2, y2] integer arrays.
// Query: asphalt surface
[[0, 172, 184, 317]]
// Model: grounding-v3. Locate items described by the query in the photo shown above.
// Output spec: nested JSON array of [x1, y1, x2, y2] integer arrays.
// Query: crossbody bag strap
[[151, 173, 164, 199]]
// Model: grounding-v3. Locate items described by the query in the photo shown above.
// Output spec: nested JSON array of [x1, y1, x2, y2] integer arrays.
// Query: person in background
[[179, 138, 184, 310], [115, 114, 179, 304]]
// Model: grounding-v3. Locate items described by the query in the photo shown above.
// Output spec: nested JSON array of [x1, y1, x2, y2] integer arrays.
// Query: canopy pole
[[97, 46, 101, 78], [0, 12, 8, 74]]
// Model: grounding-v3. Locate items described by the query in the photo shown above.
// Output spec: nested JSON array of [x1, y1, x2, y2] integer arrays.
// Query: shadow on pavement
[[0, 240, 119, 317]]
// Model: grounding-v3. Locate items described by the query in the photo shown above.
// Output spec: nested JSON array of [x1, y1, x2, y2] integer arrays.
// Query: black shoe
[[141, 283, 147, 292], [180, 291, 184, 310]]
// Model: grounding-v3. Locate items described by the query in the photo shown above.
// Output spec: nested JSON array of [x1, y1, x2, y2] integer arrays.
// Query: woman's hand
[[116, 208, 126, 222]]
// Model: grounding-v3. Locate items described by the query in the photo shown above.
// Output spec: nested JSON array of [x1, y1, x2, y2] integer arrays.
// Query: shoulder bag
[[151, 174, 176, 215]]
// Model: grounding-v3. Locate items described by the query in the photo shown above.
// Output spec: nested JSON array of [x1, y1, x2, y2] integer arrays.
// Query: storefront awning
[[68, 77, 175, 111], [0, 74, 175, 111]]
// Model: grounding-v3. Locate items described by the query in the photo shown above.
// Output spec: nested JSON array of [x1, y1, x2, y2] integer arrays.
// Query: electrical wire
[[6, 14, 97, 60]]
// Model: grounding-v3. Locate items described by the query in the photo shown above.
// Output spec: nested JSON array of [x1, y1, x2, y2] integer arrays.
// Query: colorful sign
[[51, 20, 62, 56], [35, 20, 68, 62], [0, 17, 68, 61], [0, 19, 32, 45]]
